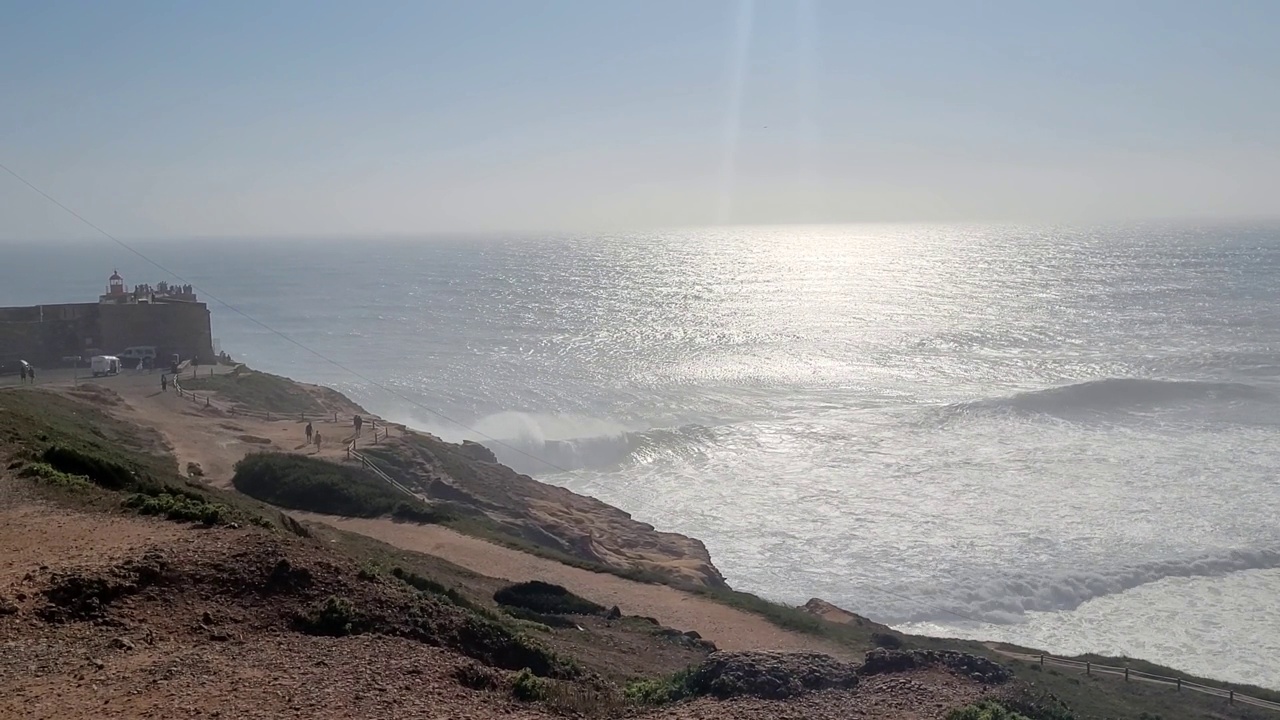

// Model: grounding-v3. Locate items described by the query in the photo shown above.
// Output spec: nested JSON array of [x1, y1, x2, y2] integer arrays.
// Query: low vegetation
[[295, 595, 367, 637], [0, 388, 297, 534], [232, 452, 450, 522], [494, 580, 606, 616], [623, 668, 698, 705], [180, 367, 326, 415], [511, 668, 549, 701], [123, 491, 229, 525], [18, 461, 94, 491]]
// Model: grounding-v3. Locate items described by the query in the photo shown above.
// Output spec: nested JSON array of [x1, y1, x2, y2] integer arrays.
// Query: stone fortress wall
[[0, 273, 215, 366]]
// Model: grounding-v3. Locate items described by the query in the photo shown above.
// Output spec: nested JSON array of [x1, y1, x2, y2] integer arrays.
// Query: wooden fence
[[170, 375, 387, 436], [1006, 650, 1280, 713]]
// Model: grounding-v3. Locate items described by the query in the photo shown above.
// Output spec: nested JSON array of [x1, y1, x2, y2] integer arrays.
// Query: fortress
[[0, 270, 215, 366]]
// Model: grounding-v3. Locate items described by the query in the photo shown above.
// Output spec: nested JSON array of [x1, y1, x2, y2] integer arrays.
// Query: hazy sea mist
[[6, 223, 1279, 688]]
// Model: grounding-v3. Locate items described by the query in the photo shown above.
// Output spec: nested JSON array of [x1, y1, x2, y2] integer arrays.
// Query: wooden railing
[[170, 374, 388, 433], [346, 441, 419, 501], [999, 649, 1280, 713]]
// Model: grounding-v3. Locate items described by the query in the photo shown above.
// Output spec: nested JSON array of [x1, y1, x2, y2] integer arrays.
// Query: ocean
[[5, 223, 1279, 689]]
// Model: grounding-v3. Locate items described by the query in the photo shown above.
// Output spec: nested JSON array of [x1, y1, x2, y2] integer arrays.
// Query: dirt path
[[56, 372, 362, 488], [293, 513, 855, 660]]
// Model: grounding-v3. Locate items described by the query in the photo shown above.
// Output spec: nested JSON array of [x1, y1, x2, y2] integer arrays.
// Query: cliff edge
[[362, 431, 726, 588]]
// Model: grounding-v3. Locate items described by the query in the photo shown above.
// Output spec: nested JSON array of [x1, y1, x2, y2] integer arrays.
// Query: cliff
[[362, 431, 727, 588]]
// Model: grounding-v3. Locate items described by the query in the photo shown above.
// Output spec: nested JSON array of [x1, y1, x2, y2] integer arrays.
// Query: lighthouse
[[106, 269, 125, 297]]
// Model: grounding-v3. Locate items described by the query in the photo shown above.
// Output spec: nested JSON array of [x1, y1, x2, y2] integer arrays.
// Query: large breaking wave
[[449, 411, 717, 474], [946, 378, 1273, 418]]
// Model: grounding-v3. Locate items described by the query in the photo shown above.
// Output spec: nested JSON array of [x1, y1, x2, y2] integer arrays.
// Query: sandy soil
[[0, 497, 186, 586], [293, 513, 855, 660], [50, 370, 365, 488]]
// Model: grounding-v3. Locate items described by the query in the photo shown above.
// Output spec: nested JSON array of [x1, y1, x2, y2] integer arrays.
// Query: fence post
[[1124, 667, 1129, 682], [205, 396, 210, 408], [333, 411, 338, 423], [1177, 678, 1182, 692], [1039, 655, 1044, 669], [1230, 691, 1234, 705], [1086, 662, 1091, 676]]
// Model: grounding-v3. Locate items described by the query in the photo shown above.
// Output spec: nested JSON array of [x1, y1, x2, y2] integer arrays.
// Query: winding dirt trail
[[293, 513, 856, 660]]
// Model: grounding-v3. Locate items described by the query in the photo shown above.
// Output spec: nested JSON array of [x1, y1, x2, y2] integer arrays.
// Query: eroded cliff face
[[363, 432, 727, 588]]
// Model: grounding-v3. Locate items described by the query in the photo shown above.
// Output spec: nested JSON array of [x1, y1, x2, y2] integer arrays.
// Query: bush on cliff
[[494, 580, 606, 617], [232, 452, 446, 522]]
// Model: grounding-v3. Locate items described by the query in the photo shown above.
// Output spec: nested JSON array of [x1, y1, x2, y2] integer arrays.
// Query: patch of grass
[[123, 492, 229, 525], [497, 604, 582, 629], [232, 452, 448, 522], [947, 701, 1033, 720], [18, 461, 95, 491], [494, 580, 606, 616], [295, 595, 367, 637], [623, 668, 698, 705], [0, 390, 174, 489], [390, 566, 499, 620], [181, 369, 325, 415], [511, 668, 549, 701]]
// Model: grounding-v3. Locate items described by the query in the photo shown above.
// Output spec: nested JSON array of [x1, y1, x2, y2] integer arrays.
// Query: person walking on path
[[353, 414, 363, 438], [18, 365, 26, 384], [313, 431, 322, 451], [26, 366, 34, 384], [161, 374, 168, 392], [305, 422, 314, 445]]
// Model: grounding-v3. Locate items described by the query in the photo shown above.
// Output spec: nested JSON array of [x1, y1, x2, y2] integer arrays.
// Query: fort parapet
[[0, 270, 215, 366]]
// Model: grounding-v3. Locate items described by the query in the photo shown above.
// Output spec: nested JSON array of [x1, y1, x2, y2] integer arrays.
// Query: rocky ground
[[0, 470, 1004, 719]]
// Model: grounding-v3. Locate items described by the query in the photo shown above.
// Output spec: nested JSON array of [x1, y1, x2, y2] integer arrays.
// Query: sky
[[1, 0, 1278, 239]]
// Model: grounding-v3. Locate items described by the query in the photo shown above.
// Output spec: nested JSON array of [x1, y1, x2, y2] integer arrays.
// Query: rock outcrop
[[362, 432, 726, 587], [689, 651, 860, 699], [859, 648, 1012, 685]]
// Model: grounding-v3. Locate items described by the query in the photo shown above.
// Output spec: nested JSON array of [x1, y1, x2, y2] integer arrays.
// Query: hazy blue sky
[[2, 1, 1278, 238]]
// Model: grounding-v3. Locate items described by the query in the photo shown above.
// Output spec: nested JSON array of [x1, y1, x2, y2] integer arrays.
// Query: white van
[[91, 355, 121, 377], [119, 346, 157, 362]]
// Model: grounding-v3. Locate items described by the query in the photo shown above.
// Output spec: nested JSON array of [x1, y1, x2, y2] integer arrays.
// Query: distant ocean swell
[[944, 378, 1273, 418], [891, 545, 1280, 625]]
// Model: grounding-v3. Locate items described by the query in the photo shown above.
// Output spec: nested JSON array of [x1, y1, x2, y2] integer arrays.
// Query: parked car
[[91, 355, 122, 377]]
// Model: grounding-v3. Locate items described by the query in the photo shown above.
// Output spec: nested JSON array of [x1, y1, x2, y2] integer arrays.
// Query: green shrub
[[511, 668, 549, 701], [623, 668, 698, 705], [493, 581, 606, 616], [123, 492, 229, 525], [356, 561, 382, 581], [43, 445, 138, 490], [233, 452, 440, 519], [19, 462, 94, 491], [295, 596, 365, 637]]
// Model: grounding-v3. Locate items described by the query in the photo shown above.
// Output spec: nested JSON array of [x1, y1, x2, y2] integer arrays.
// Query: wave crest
[[888, 545, 1280, 625], [947, 378, 1272, 417], [457, 411, 716, 474]]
